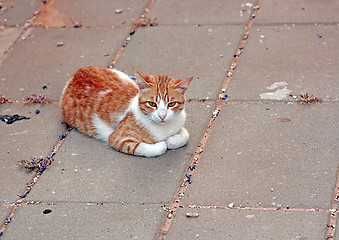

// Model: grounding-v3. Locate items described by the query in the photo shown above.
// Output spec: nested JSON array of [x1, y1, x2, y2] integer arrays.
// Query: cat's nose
[[158, 110, 167, 121]]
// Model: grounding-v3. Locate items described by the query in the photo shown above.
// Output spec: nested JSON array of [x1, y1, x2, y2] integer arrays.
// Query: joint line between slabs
[[325, 165, 339, 239], [110, 0, 156, 68], [157, 106, 220, 239], [0, 204, 20, 237], [1, 101, 60, 104], [0, 27, 28, 63], [0, 127, 73, 237], [157, 1, 263, 239], [174, 205, 331, 213], [218, 0, 262, 101]]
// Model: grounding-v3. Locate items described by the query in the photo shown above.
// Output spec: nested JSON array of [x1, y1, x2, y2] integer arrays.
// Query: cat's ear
[[174, 77, 193, 94], [135, 71, 150, 90]]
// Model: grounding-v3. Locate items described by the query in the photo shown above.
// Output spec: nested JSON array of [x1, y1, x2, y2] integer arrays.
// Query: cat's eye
[[168, 102, 177, 107], [147, 101, 157, 107]]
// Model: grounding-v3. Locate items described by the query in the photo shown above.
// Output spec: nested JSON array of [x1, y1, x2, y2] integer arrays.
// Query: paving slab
[[166, 208, 328, 239], [115, 25, 245, 100], [0, 27, 130, 101], [226, 24, 339, 101], [0, 103, 64, 202], [149, 0, 257, 25], [182, 104, 338, 209], [256, 0, 339, 24], [0, 26, 23, 57], [4, 203, 164, 239], [27, 102, 214, 204], [34, 0, 148, 28], [0, 206, 11, 223], [0, 0, 40, 26]]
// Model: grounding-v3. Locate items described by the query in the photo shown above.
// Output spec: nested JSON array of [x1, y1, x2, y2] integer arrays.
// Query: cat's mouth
[[152, 118, 167, 125]]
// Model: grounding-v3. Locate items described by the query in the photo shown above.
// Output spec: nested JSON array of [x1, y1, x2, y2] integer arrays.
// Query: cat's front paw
[[166, 128, 189, 150], [134, 141, 167, 157]]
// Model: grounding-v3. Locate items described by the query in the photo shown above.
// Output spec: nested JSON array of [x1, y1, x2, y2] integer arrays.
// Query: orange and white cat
[[61, 66, 192, 157]]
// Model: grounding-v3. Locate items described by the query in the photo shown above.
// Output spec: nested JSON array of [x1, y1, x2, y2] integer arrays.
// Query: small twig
[[24, 94, 51, 103], [297, 93, 322, 104], [0, 93, 11, 104]]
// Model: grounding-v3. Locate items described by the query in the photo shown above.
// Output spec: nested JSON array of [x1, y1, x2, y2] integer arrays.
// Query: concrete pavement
[[0, 0, 338, 239]]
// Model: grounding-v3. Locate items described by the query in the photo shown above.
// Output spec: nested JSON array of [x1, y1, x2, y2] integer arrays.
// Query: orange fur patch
[[61, 66, 138, 137]]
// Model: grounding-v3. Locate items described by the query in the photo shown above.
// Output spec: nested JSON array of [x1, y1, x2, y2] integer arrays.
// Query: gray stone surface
[[27, 102, 214, 203], [0, 206, 11, 222], [150, 0, 257, 25], [0, 0, 338, 239], [4, 203, 165, 240], [226, 24, 339, 101], [256, 0, 339, 24], [167, 208, 328, 240], [115, 26, 244, 100], [0, 27, 129, 101], [0, 0, 40, 26], [34, 0, 148, 28], [182, 104, 338, 209], [0, 103, 64, 202], [0, 26, 22, 57]]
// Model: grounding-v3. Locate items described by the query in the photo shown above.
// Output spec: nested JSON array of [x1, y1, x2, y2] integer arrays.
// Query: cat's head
[[135, 72, 193, 124]]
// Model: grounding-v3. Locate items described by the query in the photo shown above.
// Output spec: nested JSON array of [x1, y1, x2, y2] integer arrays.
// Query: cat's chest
[[148, 120, 184, 141]]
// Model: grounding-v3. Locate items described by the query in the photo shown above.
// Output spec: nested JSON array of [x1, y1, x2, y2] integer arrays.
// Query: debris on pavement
[[0, 114, 30, 124], [20, 156, 54, 172], [56, 41, 64, 47], [186, 213, 199, 218], [19, 127, 72, 173], [19, 189, 30, 198], [212, 108, 220, 118], [115, 9, 123, 14], [228, 203, 235, 208], [70, 18, 82, 28], [25, 94, 51, 103], [43, 209, 52, 214], [133, 16, 158, 28], [59, 134, 66, 140], [0, 94, 10, 104], [297, 93, 322, 104], [221, 94, 228, 100]]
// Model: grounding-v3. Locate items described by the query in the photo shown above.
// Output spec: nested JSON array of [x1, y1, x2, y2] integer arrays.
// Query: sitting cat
[[60, 66, 193, 157]]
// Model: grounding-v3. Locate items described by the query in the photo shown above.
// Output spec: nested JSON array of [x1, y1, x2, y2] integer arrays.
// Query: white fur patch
[[92, 114, 114, 142], [109, 69, 137, 87], [60, 77, 73, 104], [134, 141, 167, 157], [166, 127, 189, 149], [98, 89, 113, 96]]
